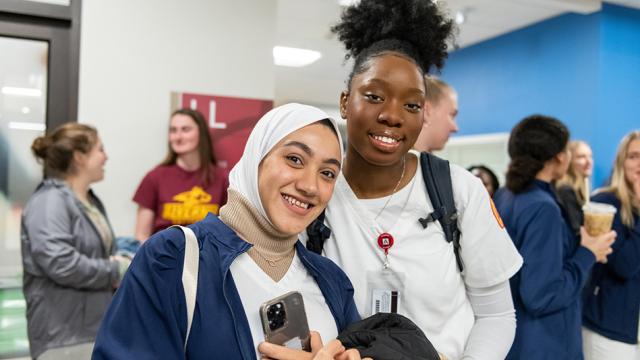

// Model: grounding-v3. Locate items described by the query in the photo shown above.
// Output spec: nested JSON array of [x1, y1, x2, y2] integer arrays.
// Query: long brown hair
[[557, 140, 591, 204], [160, 108, 217, 185], [599, 131, 640, 227], [31, 122, 98, 178]]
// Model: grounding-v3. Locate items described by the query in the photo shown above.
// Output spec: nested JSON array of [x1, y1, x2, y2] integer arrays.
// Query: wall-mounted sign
[[172, 92, 273, 170]]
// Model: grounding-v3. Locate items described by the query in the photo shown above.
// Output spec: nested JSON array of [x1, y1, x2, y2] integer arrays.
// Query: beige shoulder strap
[[174, 225, 199, 353]]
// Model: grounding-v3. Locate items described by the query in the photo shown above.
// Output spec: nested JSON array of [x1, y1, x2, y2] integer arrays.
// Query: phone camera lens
[[267, 302, 286, 331]]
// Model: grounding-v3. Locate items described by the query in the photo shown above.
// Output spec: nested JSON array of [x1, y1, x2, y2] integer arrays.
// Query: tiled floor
[[0, 287, 28, 360]]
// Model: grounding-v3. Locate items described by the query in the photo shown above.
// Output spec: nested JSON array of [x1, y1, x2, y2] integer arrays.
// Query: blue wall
[[597, 4, 640, 187], [442, 3, 640, 187]]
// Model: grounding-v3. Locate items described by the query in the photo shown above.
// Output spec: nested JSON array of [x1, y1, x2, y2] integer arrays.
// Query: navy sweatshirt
[[495, 180, 595, 360], [583, 191, 640, 344]]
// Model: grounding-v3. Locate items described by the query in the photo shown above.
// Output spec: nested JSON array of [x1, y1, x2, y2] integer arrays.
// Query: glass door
[[0, 36, 48, 360], [0, 1, 80, 357], [0, 36, 48, 282]]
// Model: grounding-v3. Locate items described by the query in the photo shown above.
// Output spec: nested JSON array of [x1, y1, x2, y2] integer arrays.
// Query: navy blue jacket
[[93, 214, 360, 359], [494, 180, 595, 360], [583, 191, 640, 344]]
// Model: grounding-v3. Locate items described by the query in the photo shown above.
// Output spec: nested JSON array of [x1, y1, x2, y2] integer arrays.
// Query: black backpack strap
[[306, 210, 331, 255], [419, 152, 463, 272]]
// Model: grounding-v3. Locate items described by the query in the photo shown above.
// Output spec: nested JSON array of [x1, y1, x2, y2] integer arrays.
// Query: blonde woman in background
[[582, 130, 640, 359], [556, 140, 594, 236]]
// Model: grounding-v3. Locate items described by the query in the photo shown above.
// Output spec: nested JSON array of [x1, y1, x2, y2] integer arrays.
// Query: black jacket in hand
[[337, 313, 440, 360]]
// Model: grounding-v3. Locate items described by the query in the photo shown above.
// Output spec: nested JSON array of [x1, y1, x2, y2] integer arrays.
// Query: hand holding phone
[[258, 331, 371, 360], [260, 291, 311, 351]]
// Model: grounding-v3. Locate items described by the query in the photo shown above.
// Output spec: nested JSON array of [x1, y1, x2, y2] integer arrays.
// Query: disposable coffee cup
[[582, 202, 617, 236]]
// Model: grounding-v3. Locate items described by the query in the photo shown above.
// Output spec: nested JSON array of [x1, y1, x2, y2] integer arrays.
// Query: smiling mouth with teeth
[[282, 194, 311, 210], [372, 135, 400, 144]]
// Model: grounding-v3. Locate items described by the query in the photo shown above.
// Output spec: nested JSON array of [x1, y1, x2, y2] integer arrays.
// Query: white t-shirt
[[306, 151, 522, 360], [230, 252, 338, 359]]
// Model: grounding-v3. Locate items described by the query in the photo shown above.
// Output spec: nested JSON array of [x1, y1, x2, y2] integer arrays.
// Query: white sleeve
[[462, 280, 516, 360], [451, 165, 522, 287]]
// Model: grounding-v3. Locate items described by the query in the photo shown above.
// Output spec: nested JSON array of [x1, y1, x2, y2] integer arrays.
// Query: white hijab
[[228, 103, 344, 221]]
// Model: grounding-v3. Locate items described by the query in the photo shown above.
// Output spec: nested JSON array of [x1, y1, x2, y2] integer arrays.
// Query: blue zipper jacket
[[494, 180, 595, 360], [583, 191, 640, 344], [93, 214, 360, 359]]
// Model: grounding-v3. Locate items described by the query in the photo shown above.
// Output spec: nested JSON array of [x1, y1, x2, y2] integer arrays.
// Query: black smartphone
[[259, 291, 311, 351]]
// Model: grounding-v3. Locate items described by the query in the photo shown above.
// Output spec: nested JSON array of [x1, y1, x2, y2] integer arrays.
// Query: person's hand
[[439, 352, 448, 360], [109, 255, 132, 289], [580, 227, 616, 263], [258, 331, 371, 360]]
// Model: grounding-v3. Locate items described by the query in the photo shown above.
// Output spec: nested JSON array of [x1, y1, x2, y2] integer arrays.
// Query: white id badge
[[365, 270, 406, 317]]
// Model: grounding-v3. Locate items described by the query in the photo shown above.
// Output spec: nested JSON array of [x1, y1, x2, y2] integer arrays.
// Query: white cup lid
[[582, 201, 617, 214]]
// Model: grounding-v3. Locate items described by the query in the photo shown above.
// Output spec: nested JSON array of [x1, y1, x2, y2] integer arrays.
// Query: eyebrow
[[283, 141, 341, 167], [367, 78, 425, 96]]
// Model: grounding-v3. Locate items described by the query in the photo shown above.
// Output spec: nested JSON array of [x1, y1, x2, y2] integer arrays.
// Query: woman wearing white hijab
[[93, 103, 361, 359]]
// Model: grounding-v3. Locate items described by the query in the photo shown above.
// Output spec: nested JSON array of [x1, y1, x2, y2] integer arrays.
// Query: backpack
[[305, 152, 464, 272]]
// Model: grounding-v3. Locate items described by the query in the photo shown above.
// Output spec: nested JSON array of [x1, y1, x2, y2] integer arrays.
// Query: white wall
[[78, 0, 277, 235], [435, 133, 510, 186]]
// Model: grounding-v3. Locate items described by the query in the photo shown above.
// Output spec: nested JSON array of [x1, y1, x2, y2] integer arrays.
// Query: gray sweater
[[21, 178, 119, 358]]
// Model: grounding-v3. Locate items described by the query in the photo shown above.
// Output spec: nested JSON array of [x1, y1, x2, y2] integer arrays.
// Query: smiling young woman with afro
[[302, 0, 525, 359]]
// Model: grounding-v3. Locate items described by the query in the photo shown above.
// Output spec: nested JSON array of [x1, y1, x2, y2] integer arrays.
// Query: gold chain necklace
[[372, 155, 409, 270], [374, 155, 406, 221], [250, 247, 295, 267]]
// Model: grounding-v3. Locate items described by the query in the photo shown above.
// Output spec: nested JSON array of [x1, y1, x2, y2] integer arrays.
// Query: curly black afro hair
[[332, 0, 455, 86]]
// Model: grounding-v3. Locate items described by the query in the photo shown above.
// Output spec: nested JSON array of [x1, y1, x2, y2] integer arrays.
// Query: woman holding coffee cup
[[556, 140, 594, 237], [493, 115, 616, 359], [582, 130, 640, 359]]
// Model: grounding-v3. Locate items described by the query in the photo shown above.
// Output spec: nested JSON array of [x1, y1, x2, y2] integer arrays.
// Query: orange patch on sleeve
[[490, 199, 505, 229]]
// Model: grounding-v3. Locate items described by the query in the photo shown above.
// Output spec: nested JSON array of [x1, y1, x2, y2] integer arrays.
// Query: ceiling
[[274, 0, 640, 107]]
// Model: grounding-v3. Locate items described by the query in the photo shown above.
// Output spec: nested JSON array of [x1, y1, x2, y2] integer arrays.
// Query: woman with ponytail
[[494, 115, 616, 359], [22, 123, 126, 359]]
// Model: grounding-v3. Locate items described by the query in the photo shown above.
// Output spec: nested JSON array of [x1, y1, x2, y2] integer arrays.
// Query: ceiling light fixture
[[1, 86, 42, 97], [338, 0, 359, 6], [273, 46, 322, 67], [455, 10, 466, 25], [8, 122, 45, 131]]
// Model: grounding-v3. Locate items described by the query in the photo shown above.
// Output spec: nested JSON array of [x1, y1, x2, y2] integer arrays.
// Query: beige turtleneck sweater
[[219, 189, 299, 282]]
